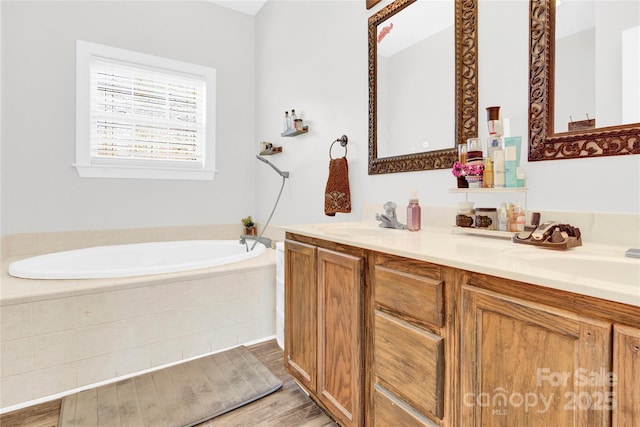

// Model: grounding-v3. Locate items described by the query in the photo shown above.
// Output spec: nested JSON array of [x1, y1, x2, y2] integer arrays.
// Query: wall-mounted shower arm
[[256, 155, 289, 178]]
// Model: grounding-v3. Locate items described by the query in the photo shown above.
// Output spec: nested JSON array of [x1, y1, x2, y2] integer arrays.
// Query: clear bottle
[[290, 109, 297, 130], [498, 203, 508, 231], [283, 111, 290, 131], [516, 203, 526, 232], [407, 190, 421, 231]]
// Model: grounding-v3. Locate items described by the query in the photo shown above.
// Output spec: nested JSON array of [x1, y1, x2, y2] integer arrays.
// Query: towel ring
[[329, 135, 348, 159]]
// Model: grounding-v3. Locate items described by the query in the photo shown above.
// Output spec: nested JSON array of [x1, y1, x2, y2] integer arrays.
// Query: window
[[75, 40, 216, 180]]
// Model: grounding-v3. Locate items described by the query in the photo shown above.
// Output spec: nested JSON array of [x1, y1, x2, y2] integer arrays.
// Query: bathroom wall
[[0, 1, 256, 236], [2, 0, 638, 241], [254, 0, 640, 229]]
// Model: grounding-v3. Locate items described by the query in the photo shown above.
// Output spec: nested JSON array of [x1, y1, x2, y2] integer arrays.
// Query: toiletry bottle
[[493, 149, 505, 188], [516, 203, 526, 232], [284, 111, 290, 131], [407, 190, 421, 231], [498, 203, 508, 231], [483, 158, 494, 188], [290, 109, 297, 128]]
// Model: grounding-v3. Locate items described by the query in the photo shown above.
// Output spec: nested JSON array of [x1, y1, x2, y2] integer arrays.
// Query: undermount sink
[[516, 252, 640, 287]]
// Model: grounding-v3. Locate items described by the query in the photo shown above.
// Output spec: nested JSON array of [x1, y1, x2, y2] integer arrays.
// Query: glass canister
[[475, 207, 497, 230], [456, 202, 475, 228], [466, 138, 483, 163]]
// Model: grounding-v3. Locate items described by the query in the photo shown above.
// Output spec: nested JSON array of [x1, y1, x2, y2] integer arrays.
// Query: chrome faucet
[[240, 234, 273, 251], [375, 201, 407, 230], [625, 248, 640, 259]]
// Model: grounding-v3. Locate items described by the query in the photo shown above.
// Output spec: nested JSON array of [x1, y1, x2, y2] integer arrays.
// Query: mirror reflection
[[554, 1, 640, 133], [376, 0, 455, 157], [368, 0, 477, 175]]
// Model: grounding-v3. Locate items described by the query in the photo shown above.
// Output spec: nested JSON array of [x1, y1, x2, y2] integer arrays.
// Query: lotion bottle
[[407, 190, 421, 231]]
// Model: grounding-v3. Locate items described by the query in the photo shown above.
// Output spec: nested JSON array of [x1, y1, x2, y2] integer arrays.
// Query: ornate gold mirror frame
[[368, 0, 478, 174], [528, 0, 640, 161]]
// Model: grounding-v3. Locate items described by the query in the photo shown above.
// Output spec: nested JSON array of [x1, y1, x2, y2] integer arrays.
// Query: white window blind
[[76, 40, 216, 180], [91, 58, 206, 165]]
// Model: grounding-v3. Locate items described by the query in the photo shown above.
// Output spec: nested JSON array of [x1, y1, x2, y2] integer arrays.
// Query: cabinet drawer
[[374, 310, 444, 419], [374, 384, 438, 427], [374, 265, 443, 327]]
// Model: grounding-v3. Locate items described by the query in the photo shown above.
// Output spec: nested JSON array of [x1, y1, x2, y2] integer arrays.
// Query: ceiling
[[210, 0, 268, 15]]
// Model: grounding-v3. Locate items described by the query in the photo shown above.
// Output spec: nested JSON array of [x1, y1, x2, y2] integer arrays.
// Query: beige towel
[[324, 157, 351, 216]]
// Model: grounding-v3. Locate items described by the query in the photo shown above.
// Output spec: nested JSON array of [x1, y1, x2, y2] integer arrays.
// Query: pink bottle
[[407, 190, 421, 231]]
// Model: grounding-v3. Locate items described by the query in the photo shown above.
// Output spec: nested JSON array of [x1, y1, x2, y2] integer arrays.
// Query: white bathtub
[[8, 240, 266, 279]]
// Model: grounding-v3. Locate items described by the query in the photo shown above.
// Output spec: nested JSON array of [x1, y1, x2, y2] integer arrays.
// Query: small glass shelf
[[449, 187, 528, 194], [281, 126, 309, 137], [451, 226, 516, 239]]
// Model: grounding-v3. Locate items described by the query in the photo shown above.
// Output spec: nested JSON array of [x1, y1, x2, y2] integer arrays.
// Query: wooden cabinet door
[[461, 285, 611, 427], [317, 248, 362, 427], [613, 324, 640, 426], [284, 240, 317, 392]]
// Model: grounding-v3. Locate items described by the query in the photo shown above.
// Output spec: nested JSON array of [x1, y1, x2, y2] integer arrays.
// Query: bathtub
[[8, 240, 266, 279]]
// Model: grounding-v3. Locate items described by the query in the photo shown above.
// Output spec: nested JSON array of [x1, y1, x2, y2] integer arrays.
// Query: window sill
[[73, 164, 217, 180]]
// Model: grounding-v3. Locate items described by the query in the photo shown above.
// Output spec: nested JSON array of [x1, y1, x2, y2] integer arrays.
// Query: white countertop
[[282, 222, 640, 307]]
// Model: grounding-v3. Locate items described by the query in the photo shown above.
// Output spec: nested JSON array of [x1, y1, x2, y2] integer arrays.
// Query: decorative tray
[[512, 224, 582, 250]]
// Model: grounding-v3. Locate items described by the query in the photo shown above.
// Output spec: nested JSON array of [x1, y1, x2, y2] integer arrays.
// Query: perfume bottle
[[407, 190, 421, 231]]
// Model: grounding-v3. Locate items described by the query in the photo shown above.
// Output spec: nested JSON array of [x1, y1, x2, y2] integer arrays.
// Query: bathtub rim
[[1, 247, 277, 307], [8, 240, 267, 280]]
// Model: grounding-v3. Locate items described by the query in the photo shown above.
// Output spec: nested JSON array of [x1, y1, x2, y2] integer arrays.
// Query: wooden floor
[[0, 339, 337, 427]]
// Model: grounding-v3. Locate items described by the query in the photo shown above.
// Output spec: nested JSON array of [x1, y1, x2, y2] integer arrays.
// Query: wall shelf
[[449, 187, 528, 194], [449, 187, 528, 208], [281, 126, 309, 137]]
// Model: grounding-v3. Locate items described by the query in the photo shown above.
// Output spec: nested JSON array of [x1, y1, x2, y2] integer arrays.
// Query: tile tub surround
[[0, 250, 276, 411]]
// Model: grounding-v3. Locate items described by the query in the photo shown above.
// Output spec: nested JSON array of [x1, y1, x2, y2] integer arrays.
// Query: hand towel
[[324, 157, 352, 216]]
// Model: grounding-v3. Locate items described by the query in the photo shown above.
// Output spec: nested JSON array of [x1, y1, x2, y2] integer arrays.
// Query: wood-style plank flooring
[[0, 339, 337, 427]]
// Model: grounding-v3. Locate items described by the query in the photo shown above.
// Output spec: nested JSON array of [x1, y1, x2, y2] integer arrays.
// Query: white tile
[[115, 347, 151, 376], [116, 286, 152, 320], [75, 353, 117, 387], [75, 292, 117, 327], [181, 331, 212, 359], [235, 317, 275, 344], [76, 323, 121, 359], [209, 300, 240, 328], [117, 314, 162, 349], [33, 330, 77, 370], [0, 303, 32, 342], [0, 337, 33, 377], [31, 363, 77, 400], [0, 371, 33, 408], [32, 297, 76, 335], [148, 339, 182, 367], [180, 305, 215, 336], [210, 327, 238, 353]]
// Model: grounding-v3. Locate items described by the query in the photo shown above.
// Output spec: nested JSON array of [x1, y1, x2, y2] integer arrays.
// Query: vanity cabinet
[[284, 231, 640, 427], [461, 284, 611, 427], [284, 237, 364, 427], [370, 254, 448, 426], [613, 325, 640, 426]]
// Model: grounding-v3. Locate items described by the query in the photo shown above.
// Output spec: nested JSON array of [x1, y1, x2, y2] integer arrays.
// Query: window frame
[[75, 40, 217, 180]]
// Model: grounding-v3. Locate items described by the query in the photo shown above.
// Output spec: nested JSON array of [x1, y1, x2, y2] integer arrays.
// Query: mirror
[[368, 0, 478, 174], [529, 0, 640, 161]]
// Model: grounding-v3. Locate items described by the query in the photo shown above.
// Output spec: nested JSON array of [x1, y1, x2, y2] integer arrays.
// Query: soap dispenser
[[407, 190, 421, 231]]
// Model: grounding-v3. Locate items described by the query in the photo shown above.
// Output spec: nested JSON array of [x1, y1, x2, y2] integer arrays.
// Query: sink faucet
[[240, 234, 273, 251], [375, 201, 407, 230], [625, 248, 640, 259]]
